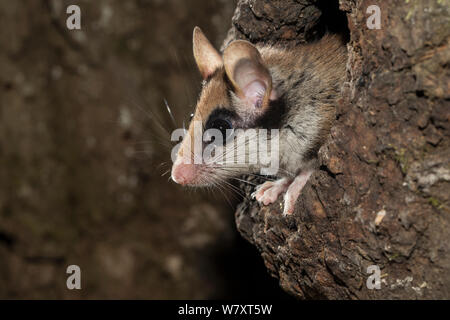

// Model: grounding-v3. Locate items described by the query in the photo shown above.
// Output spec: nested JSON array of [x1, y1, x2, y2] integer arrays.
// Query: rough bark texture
[[230, 0, 450, 299]]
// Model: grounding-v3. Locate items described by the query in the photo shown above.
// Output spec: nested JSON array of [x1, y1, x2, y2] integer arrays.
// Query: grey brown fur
[[259, 34, 347, 176], [223, 34, 347, 177], [172, 30, 348, 215]]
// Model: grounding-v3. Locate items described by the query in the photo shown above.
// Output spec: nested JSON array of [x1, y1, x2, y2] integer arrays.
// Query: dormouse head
[[171, 27, 279, 187]]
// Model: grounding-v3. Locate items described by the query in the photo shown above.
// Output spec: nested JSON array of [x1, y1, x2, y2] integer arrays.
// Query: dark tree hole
[[315, 0, 350, 42]]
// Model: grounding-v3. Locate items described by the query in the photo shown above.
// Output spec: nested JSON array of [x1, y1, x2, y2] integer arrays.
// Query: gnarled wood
[[229, 0, 450, 299]]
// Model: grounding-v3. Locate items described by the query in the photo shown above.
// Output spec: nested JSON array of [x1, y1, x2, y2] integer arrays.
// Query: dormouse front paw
[[252, 178, 291, 206], [251, 169, 314, 216]]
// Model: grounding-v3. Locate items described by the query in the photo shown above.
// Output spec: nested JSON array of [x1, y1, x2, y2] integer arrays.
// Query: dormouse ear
[[223, 40, 273, 110], [193, 27, 223, 79]]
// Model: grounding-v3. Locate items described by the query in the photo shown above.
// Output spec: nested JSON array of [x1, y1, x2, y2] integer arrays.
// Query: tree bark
[[227, 0, 450, 299]]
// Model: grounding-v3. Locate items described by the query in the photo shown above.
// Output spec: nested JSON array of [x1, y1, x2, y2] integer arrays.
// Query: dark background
[[0, 0, 291, 299]]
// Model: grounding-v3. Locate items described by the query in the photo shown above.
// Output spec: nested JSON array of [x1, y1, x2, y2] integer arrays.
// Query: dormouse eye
[[204, 108, 237, 145], [206, 118, 234, 143]]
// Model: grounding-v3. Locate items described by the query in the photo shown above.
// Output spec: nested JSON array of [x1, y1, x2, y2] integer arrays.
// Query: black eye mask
[[204, 108, 237, 144]]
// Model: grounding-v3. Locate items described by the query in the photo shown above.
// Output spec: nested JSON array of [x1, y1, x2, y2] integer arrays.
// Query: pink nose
[[171, 162, 198, 185]]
